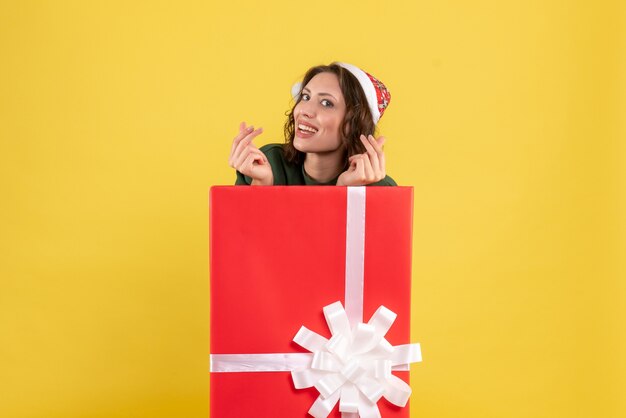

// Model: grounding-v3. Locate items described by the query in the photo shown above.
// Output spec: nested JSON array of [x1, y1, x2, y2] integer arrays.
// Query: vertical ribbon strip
[[344, 187, 366, 327]]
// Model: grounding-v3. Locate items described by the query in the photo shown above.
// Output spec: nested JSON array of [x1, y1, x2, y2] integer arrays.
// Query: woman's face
[[293, 72, 347, 154]]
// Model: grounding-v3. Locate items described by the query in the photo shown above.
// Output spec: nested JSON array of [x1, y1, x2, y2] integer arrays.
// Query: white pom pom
[[291, 81, 302, 99]]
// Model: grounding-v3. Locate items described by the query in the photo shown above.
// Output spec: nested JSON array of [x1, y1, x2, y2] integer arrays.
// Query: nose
[[297, 99, 315, 119]]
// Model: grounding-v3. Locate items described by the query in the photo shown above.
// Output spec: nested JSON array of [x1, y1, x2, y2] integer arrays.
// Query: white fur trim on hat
[[336, 62, 381, 125]]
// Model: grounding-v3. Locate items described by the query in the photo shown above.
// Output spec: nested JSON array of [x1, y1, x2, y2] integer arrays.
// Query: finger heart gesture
[[337, 134, 386, 186], [228, 122, 273, 185]]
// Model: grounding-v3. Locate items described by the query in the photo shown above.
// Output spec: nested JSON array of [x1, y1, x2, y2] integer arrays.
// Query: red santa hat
[[291, 62, 391, 125]]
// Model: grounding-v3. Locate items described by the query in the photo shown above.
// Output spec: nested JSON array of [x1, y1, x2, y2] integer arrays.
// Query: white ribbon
[[210, 353, 313, 372], [210, 187, 422, 417], [344, 187, 366, 326]]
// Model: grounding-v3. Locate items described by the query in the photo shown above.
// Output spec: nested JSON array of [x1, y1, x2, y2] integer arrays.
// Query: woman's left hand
[[337, 134, 386, 186]]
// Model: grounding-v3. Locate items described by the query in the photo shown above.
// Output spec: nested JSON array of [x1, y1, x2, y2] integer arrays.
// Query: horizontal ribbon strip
[[210, 353, 312, 372], [210, 353, 414, 373]]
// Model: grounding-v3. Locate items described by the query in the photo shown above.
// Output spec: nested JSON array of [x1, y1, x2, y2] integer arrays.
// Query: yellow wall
[[1, 1, 624, 417]]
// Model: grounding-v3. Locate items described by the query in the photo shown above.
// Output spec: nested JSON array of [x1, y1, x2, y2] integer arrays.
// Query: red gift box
[[209, 186, 420, 417]]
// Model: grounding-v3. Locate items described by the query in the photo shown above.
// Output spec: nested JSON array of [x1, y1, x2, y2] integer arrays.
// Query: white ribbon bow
[[292, 302, 421, 418]]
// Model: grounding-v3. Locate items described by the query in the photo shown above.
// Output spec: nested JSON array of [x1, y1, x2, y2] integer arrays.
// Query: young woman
[[228, 62, 396, 186]]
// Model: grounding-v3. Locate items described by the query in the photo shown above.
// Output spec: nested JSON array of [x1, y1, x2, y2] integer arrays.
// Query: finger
[[368, 135, 385, 179], [230, 125, 255, 159], [369, 135, 386, 176], [369, 135, 385, 153], [248, 146, 268, 164], [235, 124, 253, 141], [240, 122, 253, 133], [361, 153, 376, 182], [239, 153, 257, 176], [233, 144, 252, 169], [241, 152, 264, 175], [368, 134, 385, 157], [346, 156, 357, 172], [348, 153, 363, 166], [232, 128, 263, 162], [242, 128, 263, 150], [245, 127, 263, 143], [360, 135, 380, 173], [234, 145, 266, 171], [376, 136, 386, 175], [355, 157, 366, 181]]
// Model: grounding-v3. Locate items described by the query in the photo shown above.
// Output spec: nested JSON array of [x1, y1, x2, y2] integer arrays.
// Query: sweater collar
[[302, 165, 339, 186]]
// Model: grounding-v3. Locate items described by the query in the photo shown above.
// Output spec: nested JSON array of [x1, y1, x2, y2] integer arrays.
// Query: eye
[[301, 93, 310, 101], [321, 99, 334, 108]]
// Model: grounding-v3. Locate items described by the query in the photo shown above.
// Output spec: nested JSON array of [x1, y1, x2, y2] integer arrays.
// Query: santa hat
[[291, 62, 391, 125]]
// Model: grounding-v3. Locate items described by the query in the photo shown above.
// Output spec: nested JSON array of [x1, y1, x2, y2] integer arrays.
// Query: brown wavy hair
[[283, 63, 377, 167]]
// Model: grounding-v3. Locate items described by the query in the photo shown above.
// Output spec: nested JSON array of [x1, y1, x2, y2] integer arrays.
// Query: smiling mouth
[[297, 123, 318, 134]]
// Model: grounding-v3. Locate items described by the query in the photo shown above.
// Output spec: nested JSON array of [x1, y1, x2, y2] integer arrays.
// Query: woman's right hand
[[228, 122, 273, 185]]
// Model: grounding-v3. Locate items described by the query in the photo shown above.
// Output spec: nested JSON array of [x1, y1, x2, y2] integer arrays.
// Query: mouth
[[296, 121, 319, 135]]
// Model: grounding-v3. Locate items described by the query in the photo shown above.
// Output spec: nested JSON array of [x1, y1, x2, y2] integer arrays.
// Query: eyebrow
[[302, 87, 338, 101]]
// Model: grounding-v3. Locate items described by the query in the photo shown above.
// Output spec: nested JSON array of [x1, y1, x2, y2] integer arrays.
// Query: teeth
[[298, 123, 318, 133]]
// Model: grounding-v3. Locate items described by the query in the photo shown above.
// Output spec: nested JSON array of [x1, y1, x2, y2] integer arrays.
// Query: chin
[[293, 137, 310, 153]]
